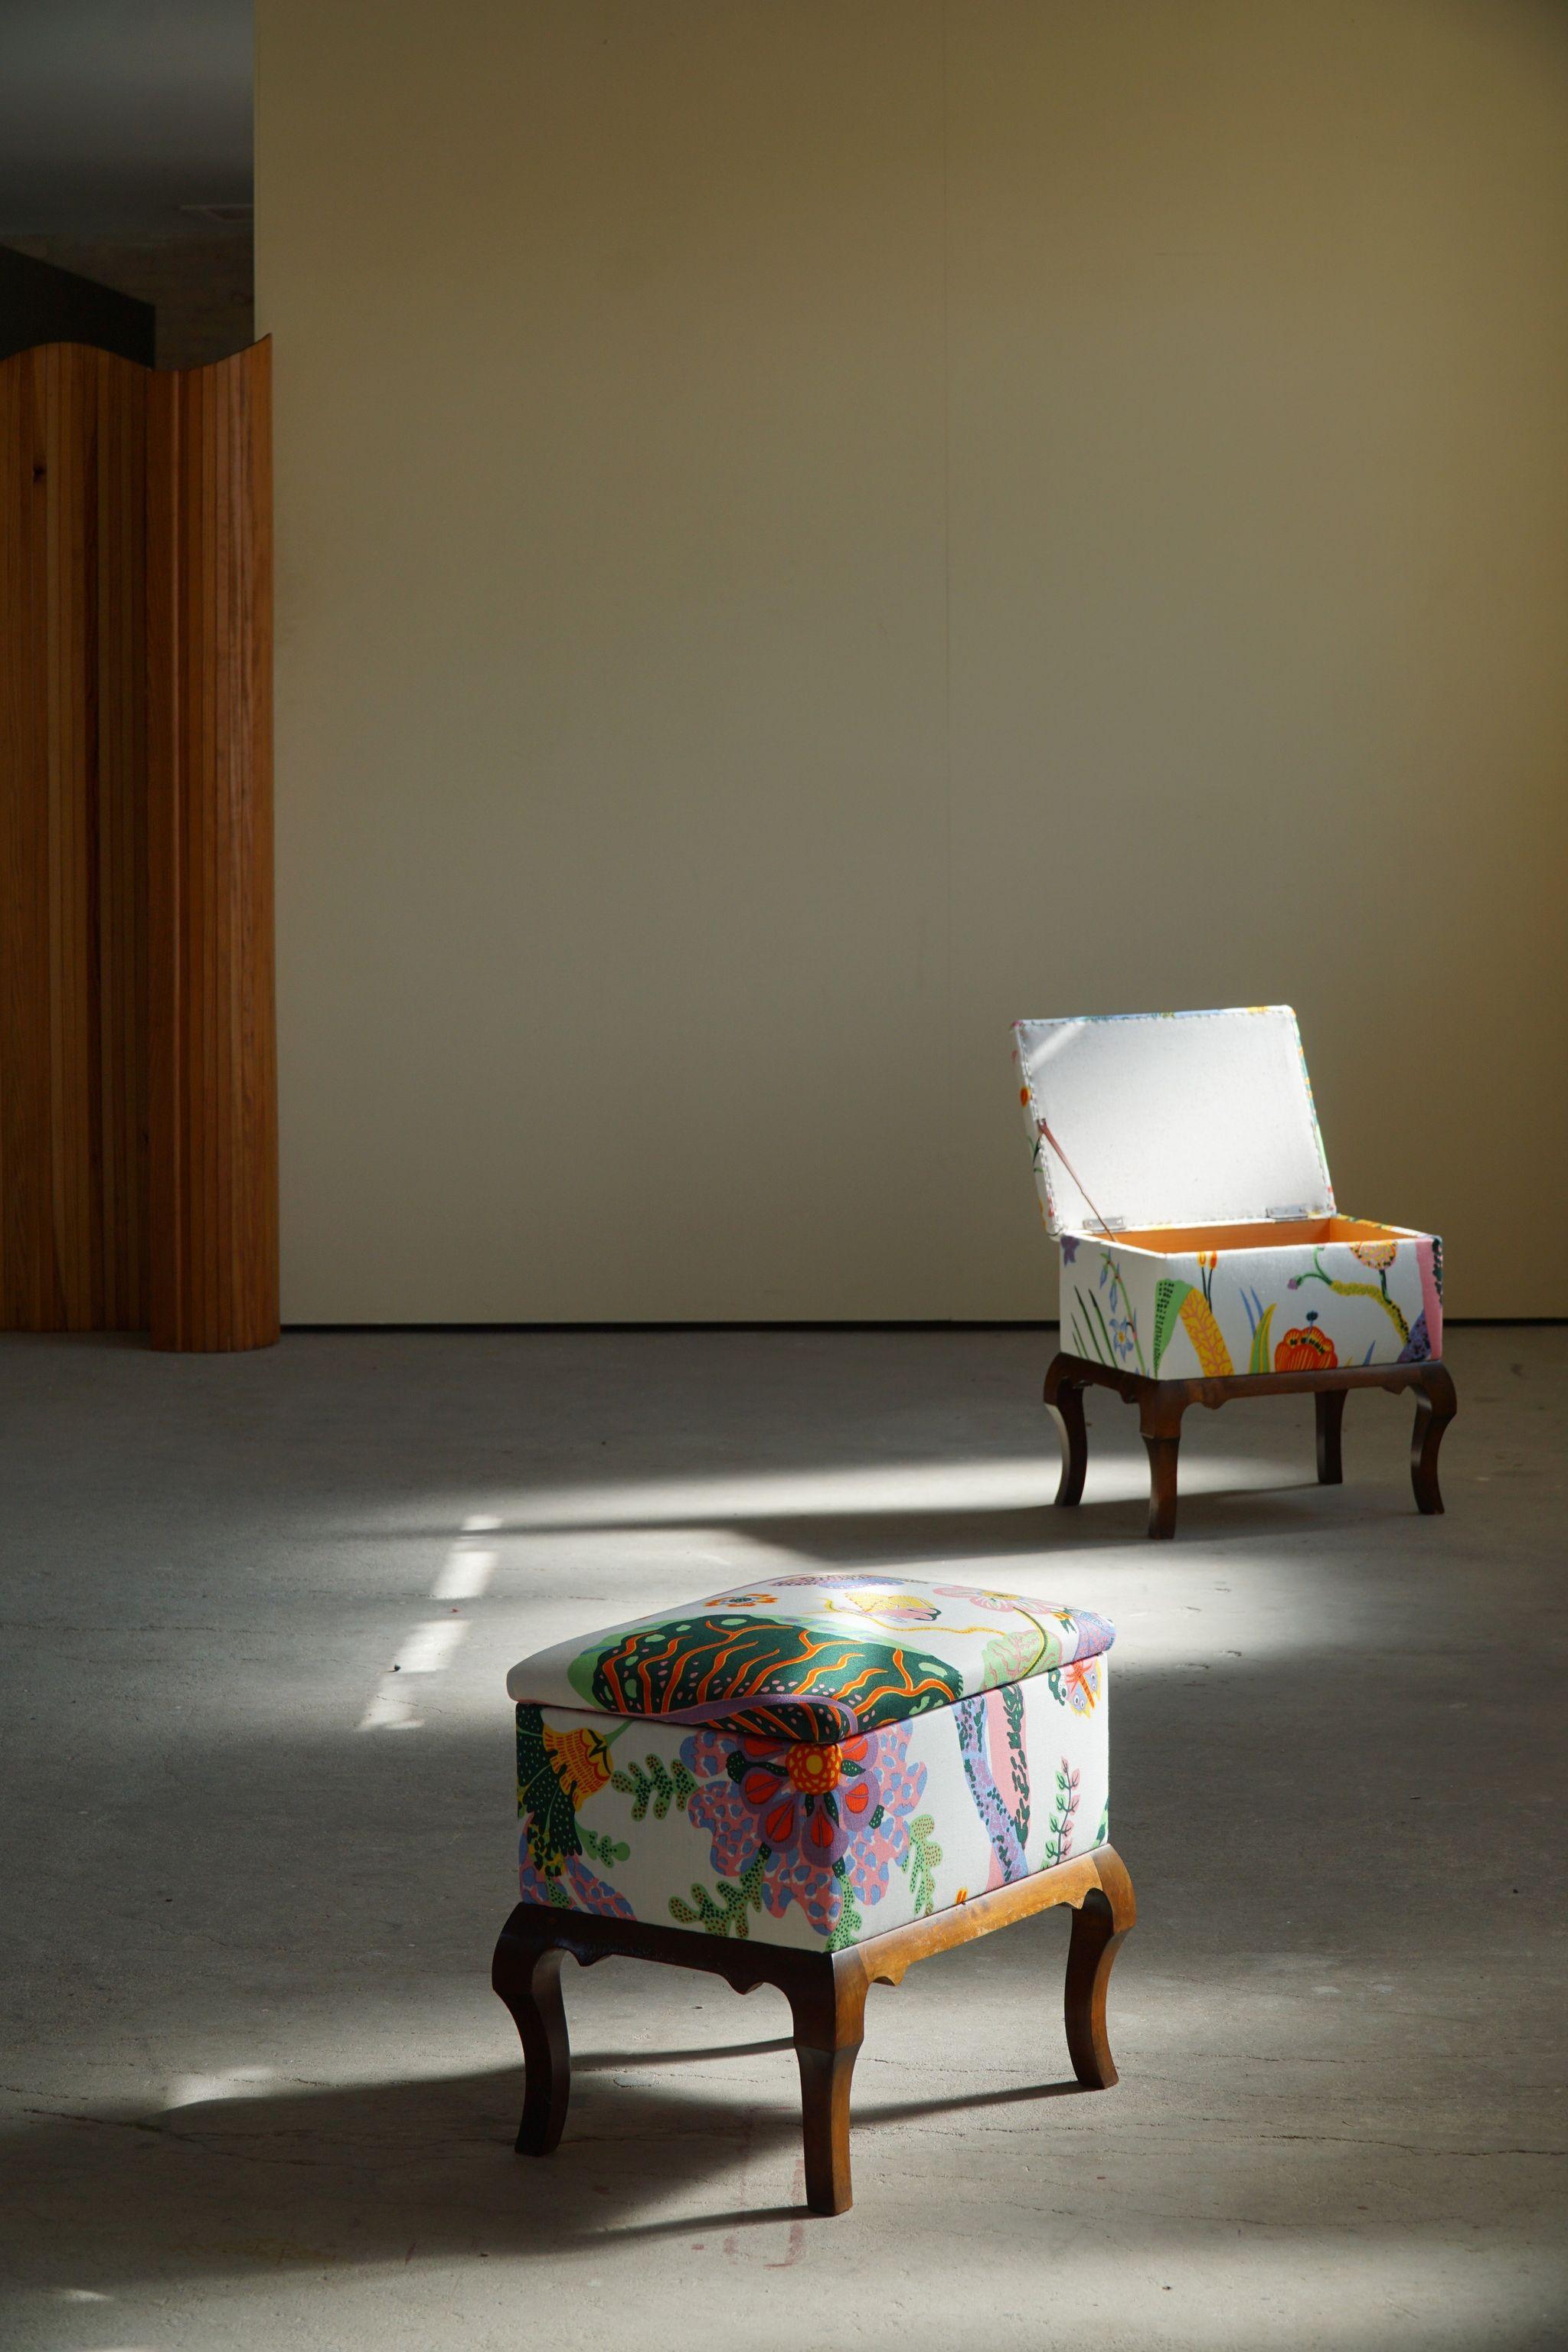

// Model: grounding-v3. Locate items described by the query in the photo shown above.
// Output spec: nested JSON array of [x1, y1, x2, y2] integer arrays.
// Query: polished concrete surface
[[2, 1325, 1563, 2351]]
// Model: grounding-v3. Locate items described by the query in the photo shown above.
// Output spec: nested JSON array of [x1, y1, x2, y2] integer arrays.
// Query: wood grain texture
[[493, 1844, 1135, 2218], [147, 338, 278, 1351], [0, 344, 149, 1329], [1042, 1349, 1458, 1537], [0, 337, 276, 1348]]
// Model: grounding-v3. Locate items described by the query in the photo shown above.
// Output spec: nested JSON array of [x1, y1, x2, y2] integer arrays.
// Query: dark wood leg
[[490, 1860, 1136, 2215], [1315, 1387, 1347, 1485], [784, 1952, 869, 2216], [492, 1922, 572, 2155], [1410, 1361, 1458, 1514], [1043, 1354, 1088, 1507], [1138, 1393, 1185, 1540], [1063, 1848, 1137, 2089]]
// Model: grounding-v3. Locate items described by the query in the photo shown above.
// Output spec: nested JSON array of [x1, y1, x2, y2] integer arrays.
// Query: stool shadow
[[576, 2035, 793, 2072], [854, 2076, 1089, 2125], [0, 2055, 1101, 2292], [653, 1488, 1391, 1566]]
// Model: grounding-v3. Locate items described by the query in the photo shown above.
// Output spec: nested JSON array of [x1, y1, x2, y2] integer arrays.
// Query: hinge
[[1266, 1204, 1312, 1220]]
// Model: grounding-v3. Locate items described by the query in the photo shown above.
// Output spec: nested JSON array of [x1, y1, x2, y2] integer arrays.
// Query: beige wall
[[256, 0, 1568, 1321]]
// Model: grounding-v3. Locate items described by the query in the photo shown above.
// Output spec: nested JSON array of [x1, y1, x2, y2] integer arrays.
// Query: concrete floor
[[2, 1325, 1563, 2351]]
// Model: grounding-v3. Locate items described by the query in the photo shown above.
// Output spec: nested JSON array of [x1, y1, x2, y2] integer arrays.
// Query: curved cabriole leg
[[1315, 1387, 1347, 1485], [492, 1917, 571, 2154], [1410, 1362, 1458, 1514], [1139, 1394, 1185, 1540], [1063, 1847, 1137, 2089], [1043, 1355, 1089, 1507], [785, 1951, 870, 2216]]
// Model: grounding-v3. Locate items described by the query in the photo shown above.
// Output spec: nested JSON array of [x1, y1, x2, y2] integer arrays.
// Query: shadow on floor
[[2, 2051, 1099, 2290], [449, 1478, 1423, 1565]]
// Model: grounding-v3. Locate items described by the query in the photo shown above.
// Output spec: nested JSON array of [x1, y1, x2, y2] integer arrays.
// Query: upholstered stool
[[492, 1575, 1135, 2215], [1014, 1006, 1458, 1537]]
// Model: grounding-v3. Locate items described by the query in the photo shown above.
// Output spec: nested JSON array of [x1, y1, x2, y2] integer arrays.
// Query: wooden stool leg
[[1410, 1362, 1458, 1514], [492, 1921, 572, 2154], [1043, 1354, 1089, 1507], [1064, 1847, 1136, 2089], [1138, 1393, 1185, 1540], [1315, 1387, 1347, 1485], [784, 1952, 869, 2216]]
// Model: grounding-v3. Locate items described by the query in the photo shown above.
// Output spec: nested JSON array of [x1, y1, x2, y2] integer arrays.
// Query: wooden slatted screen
[[0, 338, 276, 1349]]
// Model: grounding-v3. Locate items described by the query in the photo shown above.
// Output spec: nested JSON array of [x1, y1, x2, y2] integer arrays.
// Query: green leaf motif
[[898, 1813, 943, 1918], [515, 1704, 582, 1873], [668, 1851, 771, 1938], [1152, 1279, 1193, 1375], [610, 1756, 695, 1820], [1001, 1681, 1031, 1849], [1247, 1302, 1276, 1375], [580, 1828, 630, 1868], [826, 1859, 865, 1952], [981, 1622, 1056, 1684]]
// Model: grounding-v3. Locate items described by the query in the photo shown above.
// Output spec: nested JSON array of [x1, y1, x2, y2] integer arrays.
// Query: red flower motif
[[681, 1723, 926, 1935]]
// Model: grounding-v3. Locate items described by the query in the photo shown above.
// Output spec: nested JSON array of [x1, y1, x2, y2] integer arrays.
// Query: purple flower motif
[[1061, 1235, 1080, 1265], [680, 1723, 926, 1936], [1397, 1311, 1432, 1364]]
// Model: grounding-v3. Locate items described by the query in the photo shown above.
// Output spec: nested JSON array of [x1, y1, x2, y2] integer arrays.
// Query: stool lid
[[507, 1576, 1113, 1743], [1014, 1004, 1335, 1236]]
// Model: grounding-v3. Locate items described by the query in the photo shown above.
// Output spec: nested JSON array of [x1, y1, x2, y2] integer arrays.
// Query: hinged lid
[[1014, 1005, 1335, 1237], [508, 1577, 1115, 1744]]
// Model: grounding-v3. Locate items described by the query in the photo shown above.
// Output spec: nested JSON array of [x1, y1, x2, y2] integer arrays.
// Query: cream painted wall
[[257, 0, 1568, 1321]]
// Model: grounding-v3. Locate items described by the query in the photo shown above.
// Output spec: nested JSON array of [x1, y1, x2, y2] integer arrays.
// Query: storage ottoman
[[1014, 1004, 1458, 1536], [492, 1574, 1135, 2214]]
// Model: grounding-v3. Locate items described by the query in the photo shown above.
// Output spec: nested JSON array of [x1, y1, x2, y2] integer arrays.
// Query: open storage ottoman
[[1014, 1004, 1457, 1536], [492, 1576, 1135, 2213]]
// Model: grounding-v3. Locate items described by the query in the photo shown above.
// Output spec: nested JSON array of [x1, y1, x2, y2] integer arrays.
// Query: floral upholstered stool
[[492, 1576, 1135, 2216], [1014, 1005, 1458, 1538]]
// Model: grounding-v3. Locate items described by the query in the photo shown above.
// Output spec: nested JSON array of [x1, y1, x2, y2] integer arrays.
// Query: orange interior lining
[[1104, 1215, 1404, 1255]]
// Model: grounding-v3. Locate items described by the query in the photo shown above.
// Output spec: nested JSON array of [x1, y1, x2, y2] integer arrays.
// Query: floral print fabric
[[1061, 1228, 1442, 1377], [1010, 1005, 1443, 1372], [515, 1652, 1111, 1954], [507, 1574, 1115, 1743], [681, 1722, 929, 1937]]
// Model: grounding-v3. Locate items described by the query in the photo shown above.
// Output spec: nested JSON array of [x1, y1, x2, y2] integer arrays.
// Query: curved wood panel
[[0, 338, 276, 1350], [0, 344, 149, 1330], [148, 341, 278, 1350]]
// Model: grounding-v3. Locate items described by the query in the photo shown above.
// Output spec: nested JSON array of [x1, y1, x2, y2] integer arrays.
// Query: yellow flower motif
[[1351, 1240, 1397, 1272], [542, 1724, 614, 1806], [786, 1742, 842, 1795]]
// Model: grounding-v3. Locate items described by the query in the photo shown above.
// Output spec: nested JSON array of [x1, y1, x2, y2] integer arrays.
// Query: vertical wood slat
[[147, 340, 278, 1351], [0, 343, 149, 1331], [0, 336, 276, 1348]]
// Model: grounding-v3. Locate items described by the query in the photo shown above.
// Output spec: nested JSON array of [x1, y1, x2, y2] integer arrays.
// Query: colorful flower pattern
[[511, 1581, 1114, 1955], [509, 1579, 1114, 1743], [1013, 1006, 1442, 1374], [678, 1722, 926, 1936], [1061, 1222, 1440, 1377]]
